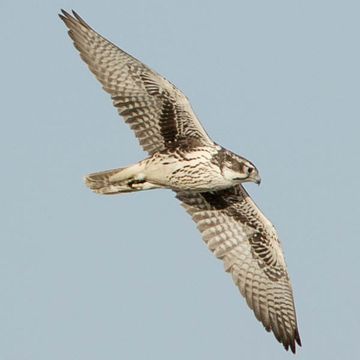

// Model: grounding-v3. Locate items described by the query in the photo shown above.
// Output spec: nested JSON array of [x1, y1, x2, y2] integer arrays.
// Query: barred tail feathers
[[84, 165, 161, 195]]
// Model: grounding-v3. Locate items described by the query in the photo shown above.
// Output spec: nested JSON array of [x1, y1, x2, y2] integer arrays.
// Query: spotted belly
[[167, 163, 230, 191], [142, 148, 233, 192]]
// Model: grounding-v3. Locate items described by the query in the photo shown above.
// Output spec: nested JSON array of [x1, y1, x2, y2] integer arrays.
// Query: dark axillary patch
[[139, 72, 179, 144], [201, 189, 233, 210], [159, 97, 178, 144], [201, 188, 285, 281]]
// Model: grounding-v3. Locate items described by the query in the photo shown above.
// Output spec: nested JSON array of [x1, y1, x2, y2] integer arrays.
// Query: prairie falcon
[[60, 10, 301, 353]]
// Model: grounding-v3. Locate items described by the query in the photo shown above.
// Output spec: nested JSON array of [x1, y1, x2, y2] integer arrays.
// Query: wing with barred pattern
[[176, 185, 301, 353], [59, 10, 213, 155]]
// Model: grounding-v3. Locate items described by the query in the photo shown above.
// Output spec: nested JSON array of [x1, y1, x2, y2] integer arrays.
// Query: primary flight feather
[[59, 10, 301, 353]]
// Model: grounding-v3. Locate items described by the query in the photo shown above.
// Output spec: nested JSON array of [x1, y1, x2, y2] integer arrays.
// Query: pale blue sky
[[1, 0, 359, 359]]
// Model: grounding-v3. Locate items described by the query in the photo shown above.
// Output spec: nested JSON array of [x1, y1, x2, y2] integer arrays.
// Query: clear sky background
[[1, 0, 359, 359]]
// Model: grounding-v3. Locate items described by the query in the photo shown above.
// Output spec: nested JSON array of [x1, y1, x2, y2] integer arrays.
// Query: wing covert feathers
[[176, 185, 301, 353]]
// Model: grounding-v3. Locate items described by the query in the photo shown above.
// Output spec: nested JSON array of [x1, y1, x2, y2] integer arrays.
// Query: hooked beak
[[253, 173, 261, 185]]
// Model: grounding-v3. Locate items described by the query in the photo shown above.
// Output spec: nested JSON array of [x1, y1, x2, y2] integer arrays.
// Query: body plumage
[[87, 145, 260, 193]]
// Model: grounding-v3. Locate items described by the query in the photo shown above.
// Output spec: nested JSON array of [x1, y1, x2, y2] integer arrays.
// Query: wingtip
[[285, 328, 302, 354], [59, 9, 91, 30], [58, 9, 73, 25], [71, 10, 83, 21], [58, 9, 66, 21], [59, 9, 70, 19]]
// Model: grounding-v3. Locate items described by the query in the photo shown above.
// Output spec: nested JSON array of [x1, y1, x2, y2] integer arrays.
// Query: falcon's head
[[221, 151, 261, 185]]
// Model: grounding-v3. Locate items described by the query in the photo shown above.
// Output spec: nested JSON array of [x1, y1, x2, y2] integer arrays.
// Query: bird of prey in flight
[[60, 10, 301, 353]]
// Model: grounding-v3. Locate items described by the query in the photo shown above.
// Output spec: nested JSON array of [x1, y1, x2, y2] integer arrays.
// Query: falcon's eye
[[247, 167, 254, 174]]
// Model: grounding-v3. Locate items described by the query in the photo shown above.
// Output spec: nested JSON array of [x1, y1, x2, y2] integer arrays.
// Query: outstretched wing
[[176, 185, 301, 353], [59, 10, 213, 154]]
